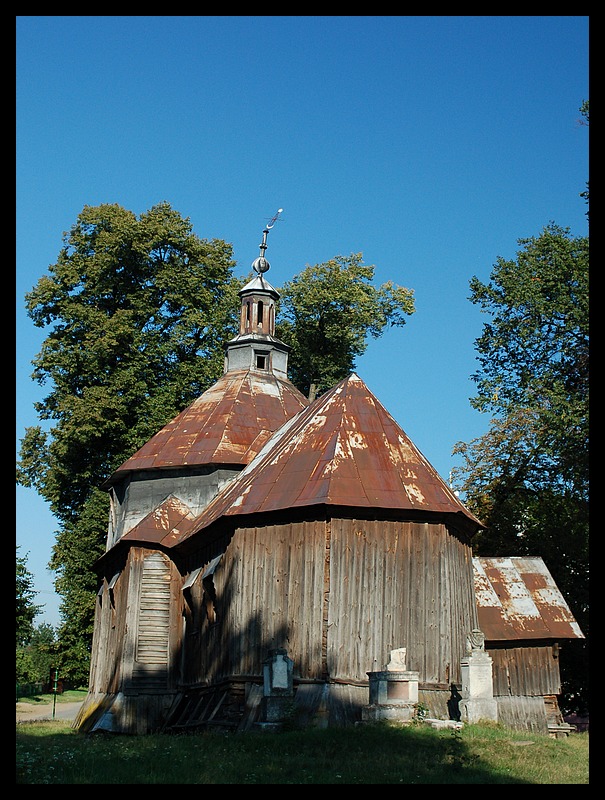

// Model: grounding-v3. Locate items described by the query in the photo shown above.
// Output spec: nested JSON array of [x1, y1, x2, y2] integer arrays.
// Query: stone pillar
[[362, 648, 419, 723], [259, 648, 294, 724], [367, 670, 419, 706], [459, 629, 498, 724]]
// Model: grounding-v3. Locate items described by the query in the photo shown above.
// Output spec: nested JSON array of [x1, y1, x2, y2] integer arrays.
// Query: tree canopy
[[17, 202, 242, 518], [277, 253, 415, 399], [16, 547, 40, 648], [452, 222, 589, 712]]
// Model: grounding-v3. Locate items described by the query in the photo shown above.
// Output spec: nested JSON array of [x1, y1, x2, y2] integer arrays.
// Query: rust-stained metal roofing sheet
[[120, 495, 196, 545], [108, 370, 309, 481], [474, 556, 584, 642], [170, 373, 485, 545]]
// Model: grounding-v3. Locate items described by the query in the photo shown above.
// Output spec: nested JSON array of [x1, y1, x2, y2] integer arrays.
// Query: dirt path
[[16, 701, 83, 723]]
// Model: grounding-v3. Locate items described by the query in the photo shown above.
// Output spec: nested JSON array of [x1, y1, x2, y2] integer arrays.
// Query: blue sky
[[16, 16, 589, 627]]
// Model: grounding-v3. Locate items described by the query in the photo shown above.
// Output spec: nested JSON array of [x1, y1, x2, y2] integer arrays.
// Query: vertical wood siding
[[495, 695, 549, 733], [194, 520, 327, 682], [490, 646, 561, 696], [328, 519, 477, 684], [88, 563, 129, 695], [183, 516, 477, 689], [81, 517, 565, 735]]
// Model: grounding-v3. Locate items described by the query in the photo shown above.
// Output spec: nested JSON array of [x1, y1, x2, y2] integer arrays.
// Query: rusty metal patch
[[120, 495, 196, 545]]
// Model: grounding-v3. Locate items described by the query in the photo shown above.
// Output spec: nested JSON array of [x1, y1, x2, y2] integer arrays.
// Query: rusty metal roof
[[170, 373, 485, 545], [119, 495, 196, 545], [474, 556, 584, 642], [108, 369, 309, 482]]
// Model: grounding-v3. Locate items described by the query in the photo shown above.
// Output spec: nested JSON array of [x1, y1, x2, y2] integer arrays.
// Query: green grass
[[16, 719, 589, 784], [16, 688, 89, 705]]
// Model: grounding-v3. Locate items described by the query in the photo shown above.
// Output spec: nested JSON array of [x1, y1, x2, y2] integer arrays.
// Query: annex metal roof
[[474, 556, 584, 642], [107, 369, 309, 482], [169, 373, 485, 545], [119, 495, 196, 545]]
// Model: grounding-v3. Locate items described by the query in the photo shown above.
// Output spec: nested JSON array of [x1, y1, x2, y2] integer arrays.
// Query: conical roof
[[108, 369, 309, 482], [169, 373, 484, 545]]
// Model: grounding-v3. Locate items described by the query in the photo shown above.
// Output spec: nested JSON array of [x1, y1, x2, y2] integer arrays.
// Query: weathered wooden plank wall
[[182, 515, 477, 689], [328, 518, 477, 685], [81, 518, 567, 735], [210, 520, 326, 680], [88, 557, 130, 695], [494, 695, 549, 733], [489, 645, 561, 696]]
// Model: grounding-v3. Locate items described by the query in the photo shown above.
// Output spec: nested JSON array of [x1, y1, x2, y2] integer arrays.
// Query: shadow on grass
[[16, 722, 540, 784]]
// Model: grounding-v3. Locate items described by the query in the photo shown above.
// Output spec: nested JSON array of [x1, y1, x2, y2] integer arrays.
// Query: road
[[16, 701, 83, 723]]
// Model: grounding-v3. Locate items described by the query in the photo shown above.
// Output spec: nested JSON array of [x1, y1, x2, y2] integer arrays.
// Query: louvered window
[[131, 553, 171, 691]]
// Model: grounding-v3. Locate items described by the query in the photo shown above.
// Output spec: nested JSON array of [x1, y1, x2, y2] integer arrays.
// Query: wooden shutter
[[132, 552, 171, 690]]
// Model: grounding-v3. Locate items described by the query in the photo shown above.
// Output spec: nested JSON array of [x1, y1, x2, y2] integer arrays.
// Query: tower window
[[255, 352, 268, 370], [257, 300, 264, 325]]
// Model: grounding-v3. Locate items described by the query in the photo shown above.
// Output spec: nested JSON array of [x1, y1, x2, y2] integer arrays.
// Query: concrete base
[[459, 698, 498, 724], [361, 703, 417, 723], [367, 670, 419, 705], [260, 695, 294, 723], [422, 718, 464, 731]]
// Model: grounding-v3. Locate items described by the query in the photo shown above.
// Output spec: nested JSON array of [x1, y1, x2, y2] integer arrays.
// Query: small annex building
[[74, 229, 583, 736]]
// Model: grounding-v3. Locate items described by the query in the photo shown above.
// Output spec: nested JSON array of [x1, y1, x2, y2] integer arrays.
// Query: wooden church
[[74, 224, 583, 736]]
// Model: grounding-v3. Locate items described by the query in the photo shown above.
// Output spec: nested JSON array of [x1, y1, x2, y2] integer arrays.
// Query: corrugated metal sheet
[[107, 369, 309, 480], [170, 373, 484, 545], [474, 556, 584, 642]]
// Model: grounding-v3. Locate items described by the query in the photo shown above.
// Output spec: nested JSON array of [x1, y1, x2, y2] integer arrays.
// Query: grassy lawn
[[16, 718, 589, 784], [16, 688, 89, 705]]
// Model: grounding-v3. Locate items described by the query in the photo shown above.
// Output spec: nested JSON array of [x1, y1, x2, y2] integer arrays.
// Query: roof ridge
[[170, 373, 484, 545]]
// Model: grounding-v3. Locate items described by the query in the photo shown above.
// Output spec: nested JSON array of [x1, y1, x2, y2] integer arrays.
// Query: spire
[[250, 208, 283, 277], [224, 210, 291, 378]]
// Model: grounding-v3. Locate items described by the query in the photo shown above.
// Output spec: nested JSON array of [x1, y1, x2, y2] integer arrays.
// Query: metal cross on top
[[254, 208, 283, 275]]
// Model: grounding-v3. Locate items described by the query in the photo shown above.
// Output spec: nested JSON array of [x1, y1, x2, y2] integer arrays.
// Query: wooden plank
[[237, 683, 263, 731]]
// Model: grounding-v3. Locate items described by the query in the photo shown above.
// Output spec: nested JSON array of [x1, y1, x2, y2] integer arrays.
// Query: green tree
[[452, 223, 589, 712], [16, 547, 40, 647], [17, 202, 243, 682], [16, 649, 38, 686], [17, 623, 59, 686], [29, 623, 59, 685], [277, 253, 415, 399]]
